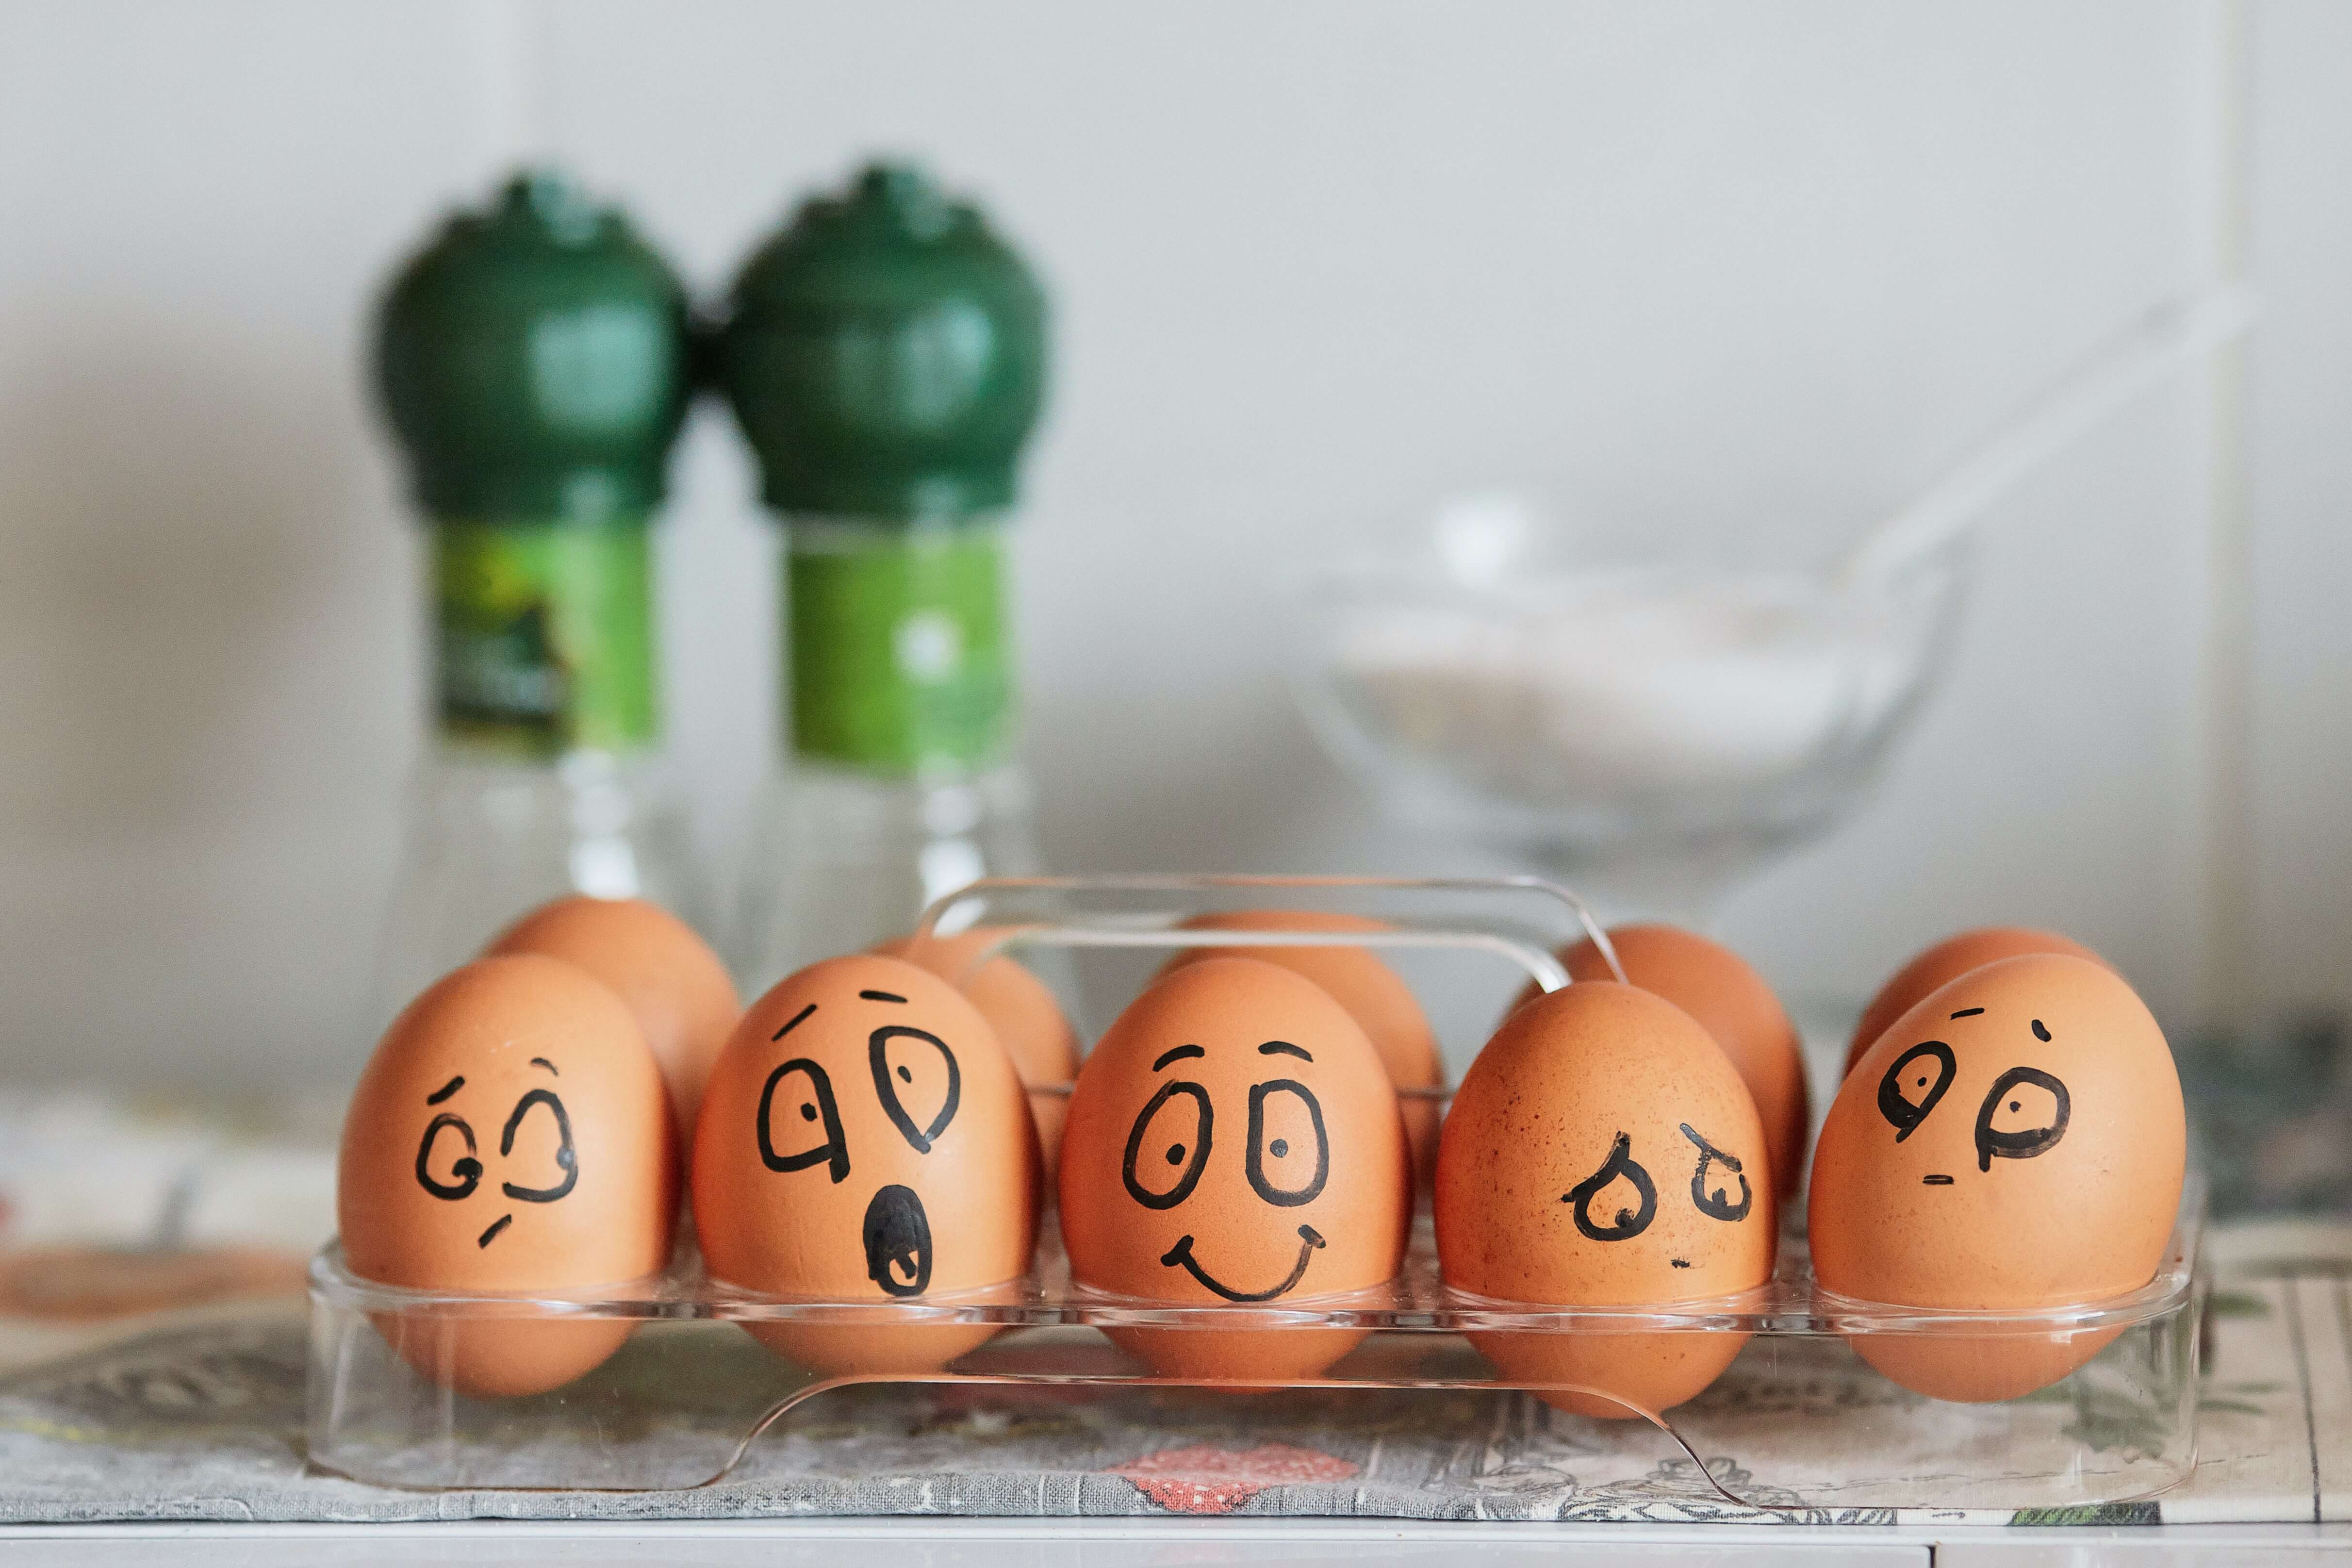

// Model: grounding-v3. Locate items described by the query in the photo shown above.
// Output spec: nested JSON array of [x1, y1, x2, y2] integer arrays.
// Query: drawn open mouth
[[1158, 1225, 1325, 1303], [863, 1184, 933, 1297]]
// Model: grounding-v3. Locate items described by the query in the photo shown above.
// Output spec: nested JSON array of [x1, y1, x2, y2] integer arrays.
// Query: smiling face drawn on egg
[[1121, 1038, 1339, 1302], [1873, 1010, 2074, 1184], [1060, 957, 1411, 1318], [410, 1056, 580, 1251]]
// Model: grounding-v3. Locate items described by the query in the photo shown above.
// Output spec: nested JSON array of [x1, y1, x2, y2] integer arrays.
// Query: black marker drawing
[[1123, 1080, 1212, 1208], [528, 1057, 558, 1075], [1671, 1258, 1691, 1269], [1564, 1131, 1657, 1242], [863, 1183, 934, 1297], [1973, 1065, 2070, 1172], [1245, 1079, 1330, 1206], [860, 990, 908, 1005], [476, 1214, 512, 1248], [1950, 1007, 1985, 1019], [1160, 1224, 1325, 1302], [1923, 1173, 1955, 1186], [497, 1089, 577, 1203], [758, 1056, 849, 1181], [771, 1002, 817, 1041], [1678, 1122, 1753, 1222], [414, 1112, 481, 1201], [1258, 1041, 1313, 1062], [870, 1026, 961, 1154], [1878, 1040, 1956, 1141], [1153, 1044, 1204, 1071], [426, 1076, 465, 1106], [2032, 1019, 2052, 1042]]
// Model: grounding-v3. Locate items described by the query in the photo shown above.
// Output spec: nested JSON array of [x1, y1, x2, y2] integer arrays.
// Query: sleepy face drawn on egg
[[751, 987, 964, 1297], [410, 1056, 578, 1250], [1876, 1009, 2073, 1183], [1561, 1123, 1754, 1256], [1119, 1040, 1338, 1303]]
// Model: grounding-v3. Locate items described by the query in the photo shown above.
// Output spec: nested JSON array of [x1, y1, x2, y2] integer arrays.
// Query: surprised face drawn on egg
[[1873, 1010, 2073, 1182], [410, 1056, 580, 1252], [750, 987, 968, 1297]]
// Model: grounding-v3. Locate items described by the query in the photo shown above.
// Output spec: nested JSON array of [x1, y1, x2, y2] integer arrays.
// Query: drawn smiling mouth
[[1159, 1225, 1326, 1303], [477, 1214, 513, 1248]]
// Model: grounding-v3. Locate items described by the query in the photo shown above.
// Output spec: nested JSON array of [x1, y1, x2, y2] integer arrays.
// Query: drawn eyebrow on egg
[[773, 1003, 817, 1040], [1258, 1041, 1312, 1061], [528, 1057, 558, 1075], [426, 1076, 464, 1106], [1153, 1044, 1206, 1072], [2032, 1019, 2052, 1041], [860, 990, 907, 1004], [1950, 1007, 1985, 1019]]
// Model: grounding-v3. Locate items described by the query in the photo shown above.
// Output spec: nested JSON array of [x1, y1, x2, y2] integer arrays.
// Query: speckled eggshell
[[1060, 956, 1411, 1382], [1541, 924, 1809, 1199], [873, 928, 1080, 1168], [485, 895, 740, 1158], [1810, 953, 2185, 1402], [337, 954, 676, 1398], [1161, 912, 1444, 1190], [1437, 981, 1776, 1419], [1842, 926, 2107, 1078], [692, 954, 1041, 1376]]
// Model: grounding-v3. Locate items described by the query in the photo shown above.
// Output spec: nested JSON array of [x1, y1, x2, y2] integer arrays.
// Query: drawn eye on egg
[[1678, 1122, 1752, 1222], [1123, 1053, 1213, 1209], [1564, 1131, 1658, 1241], [1877, 1040, 1957, 1141], [1974, 1062, 2071, 1171]]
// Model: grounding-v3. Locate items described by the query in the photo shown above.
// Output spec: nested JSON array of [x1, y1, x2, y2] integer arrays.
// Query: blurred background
[[1, 0, 2346, 1110]]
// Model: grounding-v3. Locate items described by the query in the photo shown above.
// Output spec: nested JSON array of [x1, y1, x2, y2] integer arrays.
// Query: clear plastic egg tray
[[307, 876, 2207, 1510]]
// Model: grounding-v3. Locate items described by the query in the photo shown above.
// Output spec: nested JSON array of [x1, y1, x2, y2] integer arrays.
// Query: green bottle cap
[[718, 162, 1049, 520], [375, 169, 691, 521]]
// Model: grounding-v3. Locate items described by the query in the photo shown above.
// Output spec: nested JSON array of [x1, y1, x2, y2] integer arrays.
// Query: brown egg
[[1809, 953, 2185, 1402], [692, 954, 1041, 1375], [337, 955, 676, 1398], [1161, 912, 1443, 1190], [873, 928, 1080, 1168], [1060, 957, 1411, 1381], [1534, 924, 1808, 1199], [1842, 926, 2106, 1077], [1437, 981, 1775, 1419], [485, 895, 740, 1156]]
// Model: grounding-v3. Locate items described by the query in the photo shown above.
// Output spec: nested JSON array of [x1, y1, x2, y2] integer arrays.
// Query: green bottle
[[717, 161, 1048, 984], [370, 169, 702, 1022]]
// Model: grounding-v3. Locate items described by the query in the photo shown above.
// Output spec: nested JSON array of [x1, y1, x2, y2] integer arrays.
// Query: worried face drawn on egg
[[410, 1059, 581, 1251], [1868, 1013, 2077, 1187], [1119, 1037, 1339, 1302], [1808, 952, 2188, 1402]]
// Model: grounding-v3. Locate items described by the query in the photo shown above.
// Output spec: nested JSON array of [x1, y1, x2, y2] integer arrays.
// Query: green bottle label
[[788, 526, 1012, 773], [433, 518, 658, 757]]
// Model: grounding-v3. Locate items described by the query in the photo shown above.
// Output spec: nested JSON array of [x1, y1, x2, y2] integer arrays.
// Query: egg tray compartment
[[305, 1173, 2204, 1509], [311, 877, 2204, 1508]]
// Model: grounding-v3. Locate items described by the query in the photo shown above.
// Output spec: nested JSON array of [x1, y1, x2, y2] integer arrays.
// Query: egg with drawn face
[[1436, 980, 1776, 1418], [1059, 957, 1411, 1382], [1810, 952, 2186, 1402], [337, 955, 676, 1398], [692, 954, 1042, 1375]]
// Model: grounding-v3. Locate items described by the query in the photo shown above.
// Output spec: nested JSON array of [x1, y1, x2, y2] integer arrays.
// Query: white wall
[[0, 0, 2343, 1089]]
